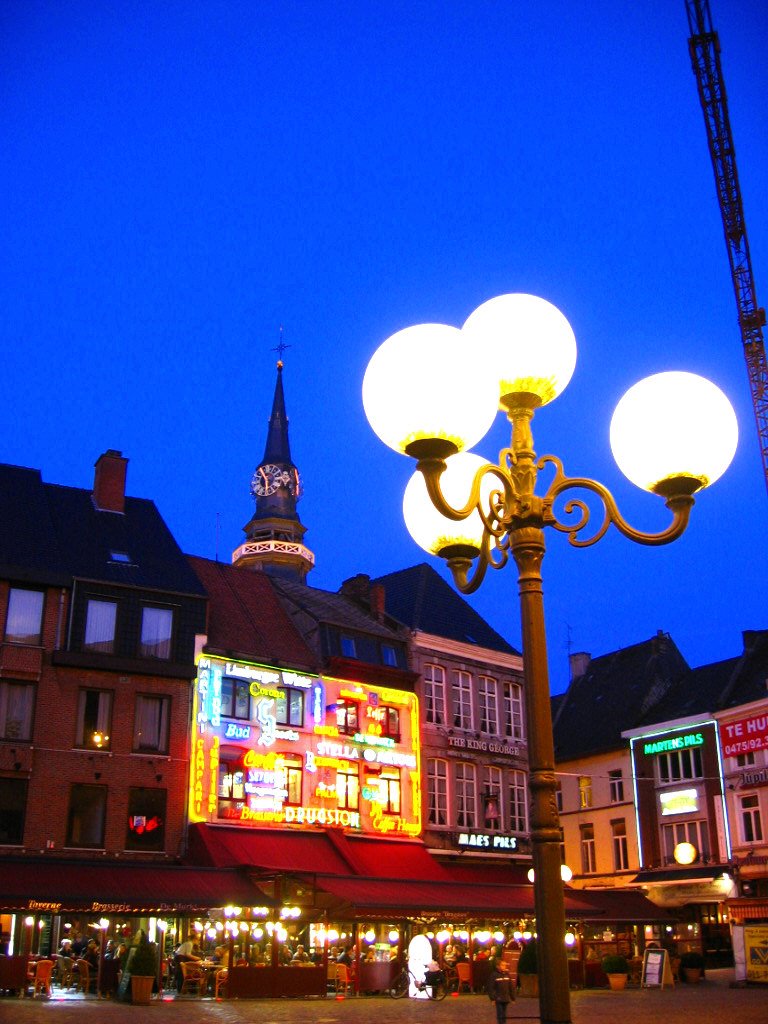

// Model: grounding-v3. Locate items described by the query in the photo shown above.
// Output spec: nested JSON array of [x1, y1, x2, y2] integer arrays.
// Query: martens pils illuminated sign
[[190, 656, 421, 838]]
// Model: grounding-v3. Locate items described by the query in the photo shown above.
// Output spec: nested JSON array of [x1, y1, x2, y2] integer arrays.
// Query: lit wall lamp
[[483, 789, 500, 826], [363, 292, 738, 1024]]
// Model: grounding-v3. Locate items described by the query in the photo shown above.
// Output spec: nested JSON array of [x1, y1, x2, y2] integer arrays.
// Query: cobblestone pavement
[[1, 972, 765, 1024]]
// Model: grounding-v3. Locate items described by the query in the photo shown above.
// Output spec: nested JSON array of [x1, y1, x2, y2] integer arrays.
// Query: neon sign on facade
[[189, 655, 421, 838]]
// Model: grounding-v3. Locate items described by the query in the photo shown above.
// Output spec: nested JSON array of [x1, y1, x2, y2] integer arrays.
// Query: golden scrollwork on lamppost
[[362, 293, 738, 1024]]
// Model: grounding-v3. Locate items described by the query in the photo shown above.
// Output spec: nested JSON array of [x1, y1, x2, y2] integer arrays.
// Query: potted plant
[[601, 954, 629, 990], [517, 939, 538, 998], [679, 950, 705, 983], [128, 935, 158, 1005]]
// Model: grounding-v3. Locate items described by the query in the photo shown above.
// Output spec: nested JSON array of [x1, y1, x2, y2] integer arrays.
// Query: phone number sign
[[721, 713, 768, 757]]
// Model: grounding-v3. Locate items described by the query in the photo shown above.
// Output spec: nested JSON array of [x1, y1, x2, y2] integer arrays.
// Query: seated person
[[213, 945, 232, 968], [291, 944, 310, 963], [444, 941, 458, 965], [83, 939, 100, 969], [336, 944, 354, 966]]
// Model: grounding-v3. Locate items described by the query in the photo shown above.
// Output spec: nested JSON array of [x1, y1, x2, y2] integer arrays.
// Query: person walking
[[486, 960, 514, 1024]]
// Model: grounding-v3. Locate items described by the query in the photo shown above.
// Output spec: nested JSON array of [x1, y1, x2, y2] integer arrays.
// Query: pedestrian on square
[[486, 960, 514, 1024]]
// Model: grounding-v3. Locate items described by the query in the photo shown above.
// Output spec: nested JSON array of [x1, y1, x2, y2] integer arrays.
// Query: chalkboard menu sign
[[116, 946, 136, 1002], [641, 947, 673, 988]]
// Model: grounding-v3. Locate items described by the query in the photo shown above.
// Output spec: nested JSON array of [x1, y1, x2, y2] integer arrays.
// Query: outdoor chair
[[32, 959, 54, 998], [332, 962, 353, 995], [214, 967, 228, 999], [179, 960, 204, 995], [74, 959, 96, 994], [55, 955, 75, 988], [455, 961, 472, 993]]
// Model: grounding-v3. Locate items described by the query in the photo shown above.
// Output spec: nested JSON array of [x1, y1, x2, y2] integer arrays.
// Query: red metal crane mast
[[685, 0, 768, 494]]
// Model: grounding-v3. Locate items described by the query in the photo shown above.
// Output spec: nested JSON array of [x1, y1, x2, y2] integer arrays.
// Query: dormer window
[[341, 635, 357, 658], [109, 551, 131, 564]]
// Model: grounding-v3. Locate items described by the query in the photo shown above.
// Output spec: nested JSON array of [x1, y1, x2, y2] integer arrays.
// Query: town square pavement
[[1, 971, 765, 1024]]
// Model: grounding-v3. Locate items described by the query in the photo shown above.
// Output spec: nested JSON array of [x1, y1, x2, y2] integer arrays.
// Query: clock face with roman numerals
[[250, 464, 300, 498]]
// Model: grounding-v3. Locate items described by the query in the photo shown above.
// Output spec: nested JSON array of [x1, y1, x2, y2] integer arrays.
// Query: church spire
[[232, 354, 314, 582]]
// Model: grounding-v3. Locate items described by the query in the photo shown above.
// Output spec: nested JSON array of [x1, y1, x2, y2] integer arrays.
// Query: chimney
[[93, 450, 128, 513], [340, 573, 371, 604], [569, 651, 591, 680], [370, 583, 386, 622]]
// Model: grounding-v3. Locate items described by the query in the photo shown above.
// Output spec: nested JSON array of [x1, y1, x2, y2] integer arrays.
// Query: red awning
[[313, 875, 538, 916], [0, 857, 275, 914], [188, 823, 362, 874], [187, 823, 450, 880], [567, 887, 677, 923], [727, 899, 768, 922]]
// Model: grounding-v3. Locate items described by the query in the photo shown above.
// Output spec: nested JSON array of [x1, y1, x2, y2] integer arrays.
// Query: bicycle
[[389, 964, 448, 1000]]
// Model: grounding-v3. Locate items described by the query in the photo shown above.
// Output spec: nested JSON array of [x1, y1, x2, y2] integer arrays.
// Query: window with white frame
[[662, 819, 710, 864], [83, 599, 117, 654], [221, 677, 251, 720], [336, 766, 358, 810], [612, 818, 629, 870], [580, 823, 596, 873], [379, 770, 401, 814], [75, 689, 113, 750], [424, 664, 446, 725], [609, 769, 624, 803], [483, 765, 503, 828], [455, 762, 477, 828], [509, 769, 528, 832], [657, 747, 703, 783], [283, 756, 303, 805], [4, 588, 44, 645], [427, 758, 448, 826], [133, 694, 171, 753], [735, 752, 756, 768], [478, 676, 498, 734], [740, 794, 763, 844], [275, 686, 304, 727], [578, 775, 593, 809], [0, 681, 35, 741], [451, 670, 473, 730], [139, 606, 173, 660], [502, 681, 524, 741]]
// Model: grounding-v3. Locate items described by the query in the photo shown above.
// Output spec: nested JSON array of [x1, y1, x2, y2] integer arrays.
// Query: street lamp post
[[362, 293, 738, 1024]]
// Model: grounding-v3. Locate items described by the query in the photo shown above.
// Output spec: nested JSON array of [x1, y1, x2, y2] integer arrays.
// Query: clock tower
[[232, 359, 314, 581]]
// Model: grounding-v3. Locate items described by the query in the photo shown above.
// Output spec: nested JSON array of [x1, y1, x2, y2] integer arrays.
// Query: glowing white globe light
[[674, 841, 698, 866], [528, 864, 573, 883], [402, 453, 496, 557], [363, 323, 499, 458], [610, 372, 738, 494], [565, 932, 576, 947], [462, 293, 577, 408]]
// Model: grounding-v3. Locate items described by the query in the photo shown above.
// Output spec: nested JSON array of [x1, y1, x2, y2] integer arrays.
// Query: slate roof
[[553, 628, 768, 761], [0, 462, 205, 596], [634, 628, 768, 726], [188, 556, 318, 672], [271, 576, 405, 641], [372, 562, 519, 655], [552, 631, 690, 761]]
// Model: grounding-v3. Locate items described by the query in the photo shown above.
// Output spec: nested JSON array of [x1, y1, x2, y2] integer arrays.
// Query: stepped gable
[[552, 631, 689, 761], [372, 562, 519, 654], [188, 556, 318, 671]]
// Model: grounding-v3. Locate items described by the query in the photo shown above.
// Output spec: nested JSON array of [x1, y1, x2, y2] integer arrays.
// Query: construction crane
[[685, 0, 768, 495]]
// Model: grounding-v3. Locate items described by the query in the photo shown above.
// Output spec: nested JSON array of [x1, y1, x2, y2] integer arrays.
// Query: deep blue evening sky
[[2, 1, 766, 694]]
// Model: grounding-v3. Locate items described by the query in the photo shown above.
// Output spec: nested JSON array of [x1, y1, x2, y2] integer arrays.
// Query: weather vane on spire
[[273, 324, 290, 367]]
